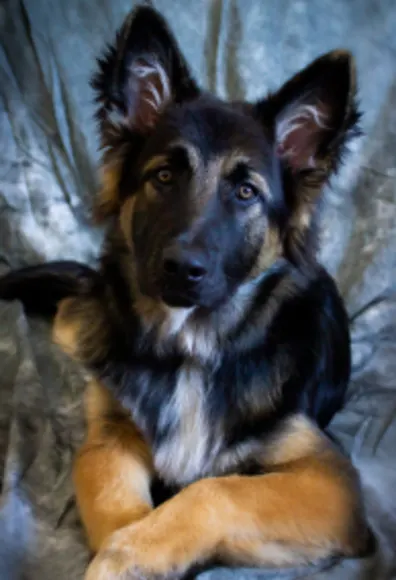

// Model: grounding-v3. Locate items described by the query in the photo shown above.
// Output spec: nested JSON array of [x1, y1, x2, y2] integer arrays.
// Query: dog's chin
[[160, 289, 226, 311], [161, 292, 196, 309]]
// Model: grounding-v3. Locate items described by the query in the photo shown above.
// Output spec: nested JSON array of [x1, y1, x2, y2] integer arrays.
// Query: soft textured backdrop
[[0, 1, 395, 578]]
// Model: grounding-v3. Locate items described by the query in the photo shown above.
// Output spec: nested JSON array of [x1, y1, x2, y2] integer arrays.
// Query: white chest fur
[[153, 363, 220, 486]]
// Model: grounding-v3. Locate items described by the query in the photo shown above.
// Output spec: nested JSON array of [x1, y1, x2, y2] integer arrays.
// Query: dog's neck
[[129, 259, 292, 364], [103, 225, 301, 364]]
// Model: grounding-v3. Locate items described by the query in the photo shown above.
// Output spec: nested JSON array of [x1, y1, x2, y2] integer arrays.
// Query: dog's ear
[[257, 50, 359, 173], [92, 5, 199, 220], [254, 50, 361, 261], [92, 5, 199, 134]]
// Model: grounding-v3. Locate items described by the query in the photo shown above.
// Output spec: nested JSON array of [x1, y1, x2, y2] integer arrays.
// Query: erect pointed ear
[[91, 5, 200, 220], [254, 50, 361, 261], [92, 5, 199, 135], [256, 50, 360, 174]]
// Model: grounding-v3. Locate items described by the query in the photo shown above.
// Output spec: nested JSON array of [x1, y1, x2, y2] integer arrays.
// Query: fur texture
[[0, 5, 370, 579]]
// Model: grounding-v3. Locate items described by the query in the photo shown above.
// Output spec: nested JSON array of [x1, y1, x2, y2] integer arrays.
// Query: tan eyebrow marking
[[222, 152, 250, 175], [222, 151, 271, 199], [248, 172, 271, 199], [168, 139, 202, 172], [143, 142, 202, 176], [142, 155, 169, 173]]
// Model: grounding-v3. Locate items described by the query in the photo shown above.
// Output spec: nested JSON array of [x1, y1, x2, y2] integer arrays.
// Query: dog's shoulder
[[210, 264, 350, 444]]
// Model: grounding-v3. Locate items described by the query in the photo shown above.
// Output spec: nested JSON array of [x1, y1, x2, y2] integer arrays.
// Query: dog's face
[[126, 99, 282, 309], [93, 6, 359, 310]]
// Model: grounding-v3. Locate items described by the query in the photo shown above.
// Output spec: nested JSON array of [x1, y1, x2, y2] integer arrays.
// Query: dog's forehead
[[153, 97, 272, 168]]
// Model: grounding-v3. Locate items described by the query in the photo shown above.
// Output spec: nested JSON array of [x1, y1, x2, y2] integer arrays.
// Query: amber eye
[[155, 167, 173, 184], [237, 183, 257, 201]]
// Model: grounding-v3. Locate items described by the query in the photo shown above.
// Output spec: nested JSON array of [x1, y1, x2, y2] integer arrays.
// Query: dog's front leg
[[74, 380, 154, 552], [53, 298, 155, 552], [53, 296, 110, 363], [85, 417, 367, 580]]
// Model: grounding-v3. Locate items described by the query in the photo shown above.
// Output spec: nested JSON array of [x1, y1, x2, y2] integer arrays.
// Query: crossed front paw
[[84, 521, 189, 580]]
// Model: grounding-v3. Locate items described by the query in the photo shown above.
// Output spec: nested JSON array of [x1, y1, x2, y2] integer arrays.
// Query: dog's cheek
[[119, 196, 138, 252], [256, 227, 282, 278], [131, 199, 171, 292], [244, 213, 282, 280], [221, 216, 261, 285], [128, 200, 153, 291]]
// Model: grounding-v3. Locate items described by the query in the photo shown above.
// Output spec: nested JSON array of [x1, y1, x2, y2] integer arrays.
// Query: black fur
[[0, 5, 359, 489], [0, 261, 101, 316], [0, 260, 351, 484]]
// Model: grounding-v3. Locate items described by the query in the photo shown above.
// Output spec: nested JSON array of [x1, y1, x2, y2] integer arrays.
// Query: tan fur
[[222, 151, 271, 199], [222, 151, 250, 175], [262, 414, 330, 466], [53, 298, 83, 358], [247, 170, 271, 199], [74, 380, 154, 552], [132, 278, 268, 362], [95, 162, 124, 221], [249, 224, 283, 278], [144, 181, 159, 202], [119, 195, 137, 251], [83, 412, 366, 580], [53, 297, 109, 362], [95, 133, 273, 225], [215, 152, 272, 201], [289, 187, 317, 237], [49, 126, 366, 578], [126, 266, 294, 363], [142, 155, 169, 173], [122, 288, 218, 363], [52, 296, 366, 578], [132, 294, 168, 332]]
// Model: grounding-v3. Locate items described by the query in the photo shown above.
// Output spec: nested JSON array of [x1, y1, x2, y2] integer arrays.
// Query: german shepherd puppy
[[0, 5, 370, 579]]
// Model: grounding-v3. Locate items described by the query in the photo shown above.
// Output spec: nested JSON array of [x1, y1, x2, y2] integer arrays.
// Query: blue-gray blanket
[[0, 1, 395, 579]]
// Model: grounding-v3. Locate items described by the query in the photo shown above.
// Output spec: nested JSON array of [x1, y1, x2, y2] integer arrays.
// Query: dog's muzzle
[[160, 243, 208, 307]]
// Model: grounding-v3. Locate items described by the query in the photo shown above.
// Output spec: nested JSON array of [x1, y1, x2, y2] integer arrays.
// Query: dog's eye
[[155, 167, 173, 185], [236, 184, 258, 202]]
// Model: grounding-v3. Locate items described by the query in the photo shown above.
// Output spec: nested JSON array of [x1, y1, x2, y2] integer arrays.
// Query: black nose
[[162, 245, 207, 283]]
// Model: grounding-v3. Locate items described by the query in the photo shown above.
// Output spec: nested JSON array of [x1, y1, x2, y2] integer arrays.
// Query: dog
[[0, 5, 371, 579]]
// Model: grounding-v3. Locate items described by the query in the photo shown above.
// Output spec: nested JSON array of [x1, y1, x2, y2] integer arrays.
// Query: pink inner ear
[[128, 58, 172, 132], [276, 102, 330, 171]]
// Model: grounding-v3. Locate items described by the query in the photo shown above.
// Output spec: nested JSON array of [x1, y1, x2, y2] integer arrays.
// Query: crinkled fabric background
[[0, 1, 395, 579]]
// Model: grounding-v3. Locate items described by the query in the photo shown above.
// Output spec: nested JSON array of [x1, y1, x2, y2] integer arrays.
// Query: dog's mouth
[[160, 285, 227, 310], [160, 289, 197, 308], [156, 270, 228, 310]]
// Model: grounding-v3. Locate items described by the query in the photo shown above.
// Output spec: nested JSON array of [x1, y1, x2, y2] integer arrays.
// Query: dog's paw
[[85, 548, 143, 580], [84, 522, 186, 580]]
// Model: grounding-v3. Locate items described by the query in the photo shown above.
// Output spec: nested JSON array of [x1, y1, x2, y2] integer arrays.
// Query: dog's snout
[[162, 245, 207, 284]]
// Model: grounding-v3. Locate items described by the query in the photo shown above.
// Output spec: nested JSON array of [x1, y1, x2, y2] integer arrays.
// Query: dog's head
[[93, 5, 360, 310]]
